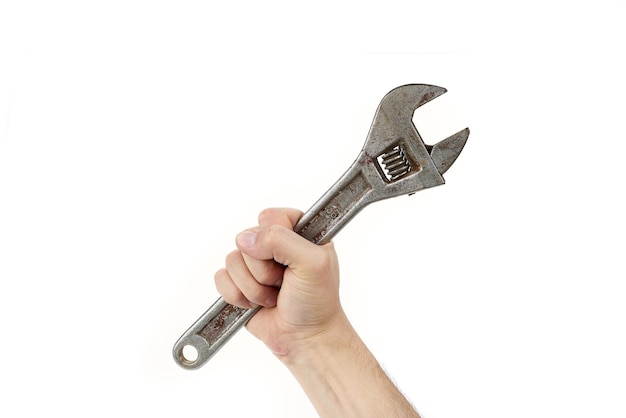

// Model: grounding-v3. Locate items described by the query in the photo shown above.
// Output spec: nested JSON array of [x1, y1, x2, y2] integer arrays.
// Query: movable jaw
[[428, 127, 469, 176]]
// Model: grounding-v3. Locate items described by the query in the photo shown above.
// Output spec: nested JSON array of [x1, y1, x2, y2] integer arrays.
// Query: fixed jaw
[[429, 127, 470, 176]]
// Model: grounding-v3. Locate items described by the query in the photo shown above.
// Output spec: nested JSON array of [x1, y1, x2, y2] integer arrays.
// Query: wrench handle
[[173, 165, 372, 369], [172, 297, 260, 369]]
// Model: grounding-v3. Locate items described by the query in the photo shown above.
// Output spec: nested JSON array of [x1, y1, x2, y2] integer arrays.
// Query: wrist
[[276, 310, 356, 367]]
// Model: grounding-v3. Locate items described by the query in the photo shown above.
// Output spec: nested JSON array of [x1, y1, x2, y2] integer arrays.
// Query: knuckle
[[245, 286, 268, 305], [258, 265, 283, 286], [262, 224, 290, 264], [264, 224, 287, 245], [213, 268, 227, 287], [258, 207, 300, 229], [214, 268, 253, 309], [224, 249, 241, 269], [258, 208, 278, 225], [312, 244, 337, 275]]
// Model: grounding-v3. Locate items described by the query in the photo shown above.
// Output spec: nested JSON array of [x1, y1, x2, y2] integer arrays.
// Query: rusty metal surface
[[173, 84, 469, 369]]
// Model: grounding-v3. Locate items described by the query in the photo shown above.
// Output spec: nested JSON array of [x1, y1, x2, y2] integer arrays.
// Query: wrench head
[[363, 84, 468, 198]]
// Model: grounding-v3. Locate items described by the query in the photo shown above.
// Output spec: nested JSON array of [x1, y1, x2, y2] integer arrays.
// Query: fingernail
[[237, 231, 257, 248], [265, 293, 277, 307]]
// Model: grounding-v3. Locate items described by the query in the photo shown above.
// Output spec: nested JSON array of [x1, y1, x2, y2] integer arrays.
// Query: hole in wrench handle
[[172, 298, 261, 369]]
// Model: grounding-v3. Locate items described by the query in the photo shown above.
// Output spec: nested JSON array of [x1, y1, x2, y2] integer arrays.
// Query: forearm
[[280, 313, 420, 418]]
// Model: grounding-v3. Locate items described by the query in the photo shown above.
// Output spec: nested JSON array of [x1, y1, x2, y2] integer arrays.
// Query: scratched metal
[[197, 303, 247, 343], [173, 84, 470, 369]]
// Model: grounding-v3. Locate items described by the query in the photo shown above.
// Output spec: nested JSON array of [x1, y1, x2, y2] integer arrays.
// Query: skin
[[214, 207, 420, 418]]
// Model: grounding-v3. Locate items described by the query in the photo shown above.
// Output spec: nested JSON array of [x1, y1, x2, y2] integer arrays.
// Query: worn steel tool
[[173, 84, 469, 369]]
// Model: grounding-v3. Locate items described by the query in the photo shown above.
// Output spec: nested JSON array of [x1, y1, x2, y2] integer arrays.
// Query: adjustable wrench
[[173, 84, 469, 369]]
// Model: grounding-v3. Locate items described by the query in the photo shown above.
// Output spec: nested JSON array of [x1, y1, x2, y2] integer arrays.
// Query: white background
[[1, 1, 625, 417]]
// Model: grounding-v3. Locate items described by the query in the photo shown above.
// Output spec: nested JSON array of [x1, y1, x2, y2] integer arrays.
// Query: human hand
[[214, 207, 348, 360], [215, 208, 421, 417]]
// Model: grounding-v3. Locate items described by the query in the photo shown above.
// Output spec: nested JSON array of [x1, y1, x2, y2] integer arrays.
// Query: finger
[[237, 207, 302, 286], [236, 228, 285, 287], [257, 207, 303, 230], [224, 249, 279, 307], [237, 225, 316, 267], [214, 267, 253, 309], [236, 224, 336, 281]]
